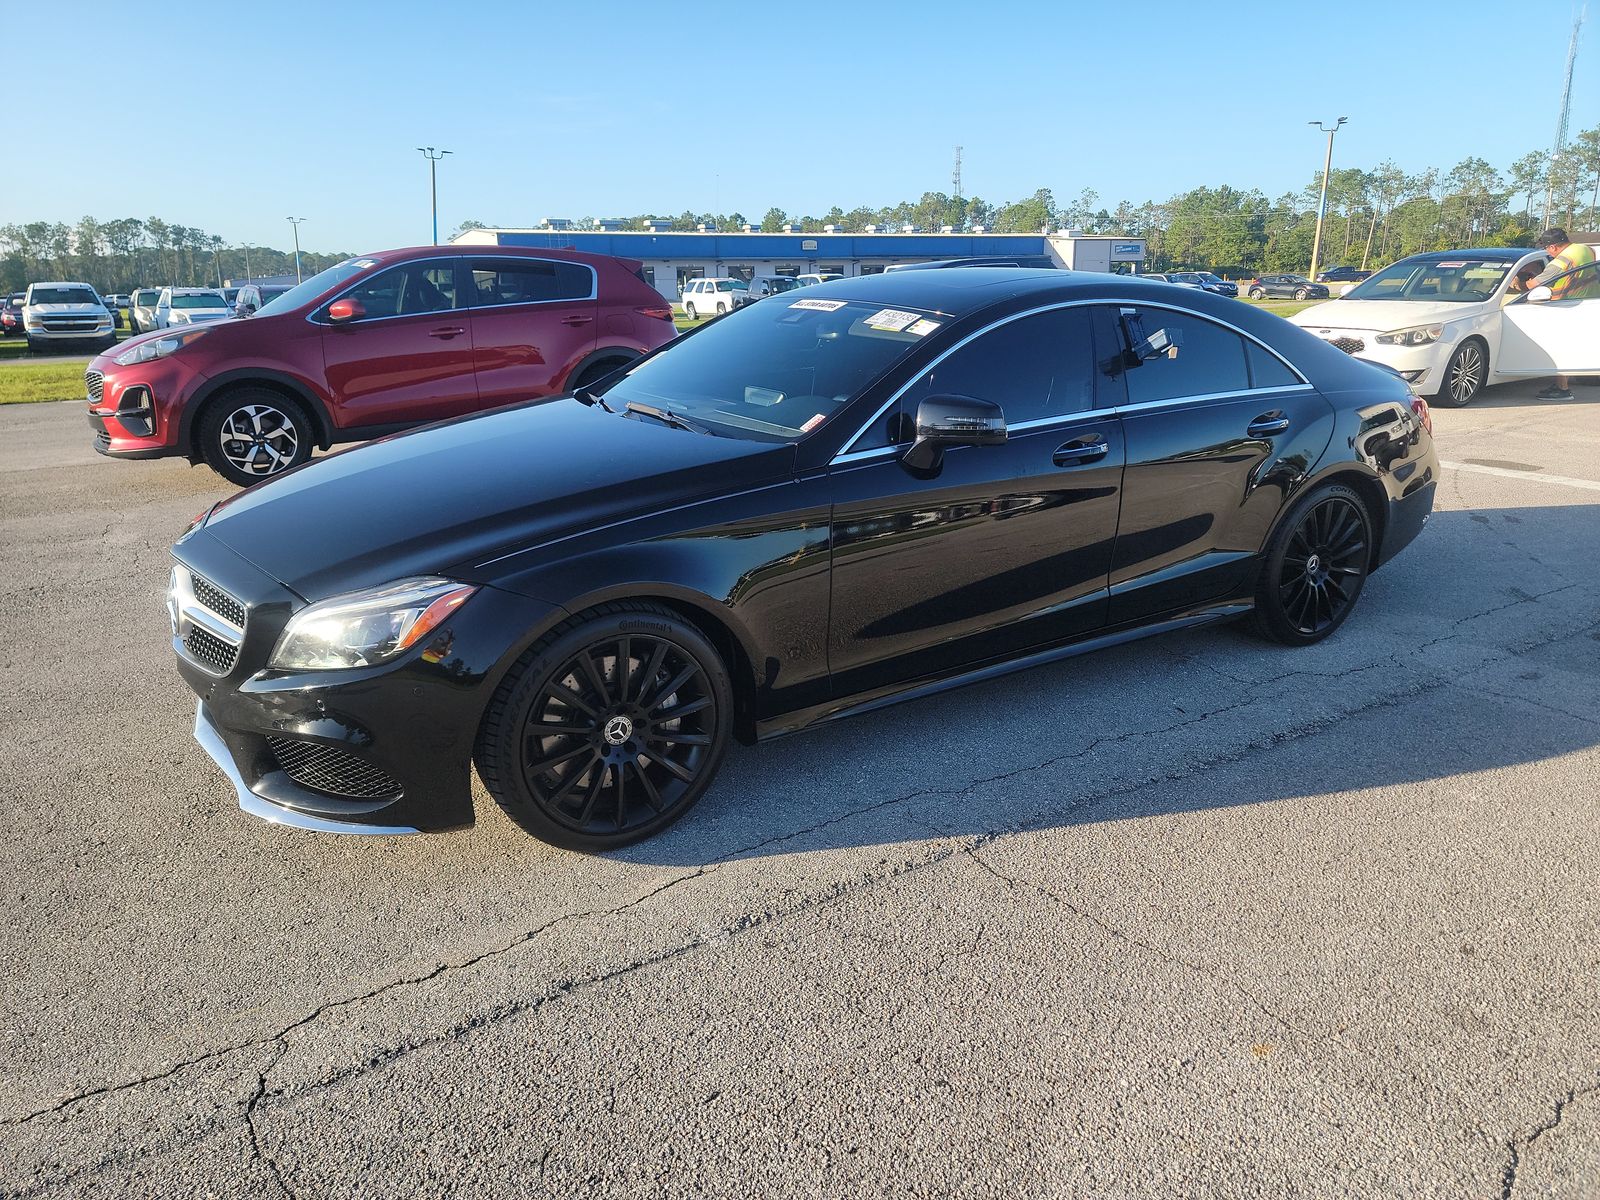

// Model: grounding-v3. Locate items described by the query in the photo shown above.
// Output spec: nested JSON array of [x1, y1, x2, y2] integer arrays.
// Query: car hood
[[200, 398, 796, 601], [1291, 298, 1486, 332], [27, 302, 107, 315]]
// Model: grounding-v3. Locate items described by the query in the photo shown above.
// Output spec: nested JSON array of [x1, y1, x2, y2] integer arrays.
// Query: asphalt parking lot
[[1, 383, 1597, 1197]]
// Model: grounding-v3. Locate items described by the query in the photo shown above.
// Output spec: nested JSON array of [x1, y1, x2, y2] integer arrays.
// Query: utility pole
[[286, 217, 306, 283], [1307, 117, 1347, 286], [416, 147, 452, 245], [242, 243, 253, 283], [952, 145, 963, 200], [1542, 8, 1585, 226]]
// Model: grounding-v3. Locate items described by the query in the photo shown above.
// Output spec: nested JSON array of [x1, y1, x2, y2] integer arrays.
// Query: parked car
[[1139, 273, 1203, 289], [167, 268, 1436, 846], [220, 287, 240, 310], [794, 273, 843, 287], [1291, 246, 1600, 406], [1317, 266, 1373, 284], [1246, 275, 1329, 300], [232, 282, 294, 317], [1193, 272, 1239, 297], [736, 275, 801, 306], [0, 293, 24, 337], [155, 288, 233, 328], [88, 245, 677, 485], [129, 288, 163, 334], [681, 277, 746, 318], [22, 282, 116, 353], [102, 294, 130, 328]]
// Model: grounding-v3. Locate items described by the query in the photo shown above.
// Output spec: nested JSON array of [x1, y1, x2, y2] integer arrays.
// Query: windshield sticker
[[346, 258, 379, 270], [1435, 261, 1466, 269], [906, 318, 942, 337], [863, 308, 921, 332], [800, 413, 827, 433], [790, 298, 847, 311]]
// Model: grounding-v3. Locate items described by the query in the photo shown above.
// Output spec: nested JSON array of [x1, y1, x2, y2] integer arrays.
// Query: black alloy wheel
[[476, 604, 733, 850], [1435, 339, 1486, 408], [198, 387, 314, 487], [1251, 484, 1371, 645]]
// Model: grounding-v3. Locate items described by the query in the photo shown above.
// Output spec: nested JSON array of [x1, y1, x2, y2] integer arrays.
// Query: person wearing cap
[[1524, 228, 1598, 400]]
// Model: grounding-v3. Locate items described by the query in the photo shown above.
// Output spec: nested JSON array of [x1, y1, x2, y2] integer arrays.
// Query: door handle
[[1052, 436, 1110, 467], [428, 326, 466, 339], [1247, 412, 1291, 437], [561, 315, 595, 327]]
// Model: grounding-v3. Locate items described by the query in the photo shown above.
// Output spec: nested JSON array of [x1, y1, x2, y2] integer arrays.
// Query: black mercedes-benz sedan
[[169, 269, 1438, 848]]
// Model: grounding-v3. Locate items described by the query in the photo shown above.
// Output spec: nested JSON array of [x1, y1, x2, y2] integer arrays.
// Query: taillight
[[636, 304, 674, 322], [1410, 397, 1432, 435]]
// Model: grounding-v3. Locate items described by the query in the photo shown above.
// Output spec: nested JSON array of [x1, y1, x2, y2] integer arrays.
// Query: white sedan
[[1290, 248, 1600, 406]]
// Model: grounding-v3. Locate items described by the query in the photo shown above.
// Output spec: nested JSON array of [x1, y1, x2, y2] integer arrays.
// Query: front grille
[[268, 737, 402, 800], [85, 369, 103, 402], [191, 575, 245, 628], [1329, 336, 1365, 355], [43, 318, 100, 331], [185, 625, 239, 673]]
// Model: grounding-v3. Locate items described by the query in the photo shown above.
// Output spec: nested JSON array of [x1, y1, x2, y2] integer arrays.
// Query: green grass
[[0, 362, 89, 405], [1238, 296, 1329, 319]]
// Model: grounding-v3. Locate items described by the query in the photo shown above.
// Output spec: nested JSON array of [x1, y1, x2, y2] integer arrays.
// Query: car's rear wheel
[[1248, 287, 1265, 299], [715, 302, 727, 315], [685, 302, 697, 320], [475, 604, 734, 851], [198, 388, 314, 487], [1250, 484, 1371, 646], [1434, 338, 1486, 408]]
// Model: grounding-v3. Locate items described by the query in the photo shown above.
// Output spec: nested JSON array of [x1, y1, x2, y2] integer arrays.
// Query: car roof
[[1400, 247, 1533, 262]]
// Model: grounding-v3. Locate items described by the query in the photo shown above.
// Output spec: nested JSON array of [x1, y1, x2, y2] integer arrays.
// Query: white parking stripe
[[1440, 460, 1600, 493]]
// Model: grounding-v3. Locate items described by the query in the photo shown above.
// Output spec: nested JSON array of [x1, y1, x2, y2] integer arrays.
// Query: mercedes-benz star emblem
[[603, 716, 633, 746], [1306, 553, 1322, 574]]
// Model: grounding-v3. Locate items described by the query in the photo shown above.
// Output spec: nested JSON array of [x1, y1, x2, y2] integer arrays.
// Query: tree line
[[461, 127, 1600, 275], [0, 218, 351, 294]]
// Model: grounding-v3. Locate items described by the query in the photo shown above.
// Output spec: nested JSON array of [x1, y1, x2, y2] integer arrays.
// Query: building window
[[725, 264, 755, 283], [773, 264, 801, 278], [859, 264, 886, 276]]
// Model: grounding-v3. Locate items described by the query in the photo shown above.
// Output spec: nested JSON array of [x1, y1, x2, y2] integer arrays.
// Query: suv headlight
[[1375, 324, 1445, 347], [269, 577, 477, 670], [114, 327, 210, 365]]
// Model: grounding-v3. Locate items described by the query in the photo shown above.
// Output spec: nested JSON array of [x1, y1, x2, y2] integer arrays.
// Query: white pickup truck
[[22, 282, 116, 353]]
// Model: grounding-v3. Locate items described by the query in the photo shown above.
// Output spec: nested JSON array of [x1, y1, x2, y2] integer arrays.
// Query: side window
[[340, 263, 457, 319], [1113, 307, 1250, 404], [1246, 342, 1300, 389], [851, 308, 1095, 450], [470, 258, 593, 306]]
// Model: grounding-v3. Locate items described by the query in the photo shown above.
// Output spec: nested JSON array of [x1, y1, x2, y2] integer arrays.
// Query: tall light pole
[[241, 243, 253, 283], [416, 147, 452, 245], [285, 217, 306, 283], [1307, 117, 1347, 286]]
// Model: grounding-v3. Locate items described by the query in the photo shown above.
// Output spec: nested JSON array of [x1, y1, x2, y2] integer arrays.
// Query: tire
[[475, 603, 735, 850], [685, 303, 697, 320], [1433, 338, 1486, 408], [715, 302, 727, 315], [1249, 483, 1372, 646], [197, 387, 314, 487], [1294, 288, 1309, 300], [572, 357, 632, 390], [1248, 287, 1265, 299], [26, 338, 45, 355]]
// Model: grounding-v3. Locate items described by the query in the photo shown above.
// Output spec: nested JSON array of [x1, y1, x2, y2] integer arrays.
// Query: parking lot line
[[1440, 460, 1600, 493]]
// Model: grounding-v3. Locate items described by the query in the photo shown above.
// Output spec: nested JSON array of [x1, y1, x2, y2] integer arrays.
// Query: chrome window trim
[[463, 256, 599, 307], [831, 297, 1310, 465], [303, 254, 463, 327]]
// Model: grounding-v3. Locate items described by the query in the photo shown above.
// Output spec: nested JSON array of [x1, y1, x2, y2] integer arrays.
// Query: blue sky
[[11, 0, 1595, 253]]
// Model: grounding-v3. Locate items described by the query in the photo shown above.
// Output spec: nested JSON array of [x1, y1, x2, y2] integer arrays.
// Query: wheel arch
[[1270, 464, 1390, 572], [563, 344, 644, 391], [180, 369, 335, 456]]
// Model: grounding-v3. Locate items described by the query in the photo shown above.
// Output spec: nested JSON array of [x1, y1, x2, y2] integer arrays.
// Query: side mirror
[[326, 297, 366, 323], [1525, 285, 1553, 304], [902, 394, 1006, 472]]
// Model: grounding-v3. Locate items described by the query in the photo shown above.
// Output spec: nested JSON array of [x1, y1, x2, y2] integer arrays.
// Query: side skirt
[[756, 600, 1254, 740]]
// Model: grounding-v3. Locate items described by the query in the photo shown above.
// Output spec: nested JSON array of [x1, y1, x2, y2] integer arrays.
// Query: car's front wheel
[[198, 388, 314, 486], [1294, 287, 1309, 300], [1248, 287, 1265, 299], [1250, 483, 1372, 646], [1434, 338, 1486, 408], [476, 603, 734, 850]]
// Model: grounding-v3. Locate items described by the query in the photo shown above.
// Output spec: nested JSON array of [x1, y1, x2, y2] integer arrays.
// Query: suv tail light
[[1410, 397, 1432, 435], [636, 304, 674, 322]]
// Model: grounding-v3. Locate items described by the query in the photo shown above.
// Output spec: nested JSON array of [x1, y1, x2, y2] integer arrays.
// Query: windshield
[[254, 257, 378, 318], [29, 287, 99, 306], [597, 299, 939, 443], [1343, 258, 1512, 303], [1196, 273, 1223, 284], [172, 293, 226, 309], [133, 291, 157, 305], [770, 277, 798, 292]]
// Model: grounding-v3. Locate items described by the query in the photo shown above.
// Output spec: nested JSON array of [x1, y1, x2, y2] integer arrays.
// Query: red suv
[[86, 246, 676, 485]]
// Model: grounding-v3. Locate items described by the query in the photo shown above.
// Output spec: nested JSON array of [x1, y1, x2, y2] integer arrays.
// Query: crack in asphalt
[[5, 566, 1595, 1194], [1501, 1079, 1600, 1199]]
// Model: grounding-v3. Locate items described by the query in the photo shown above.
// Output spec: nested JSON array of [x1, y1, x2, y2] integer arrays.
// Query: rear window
[[469, 258, 593, 305]]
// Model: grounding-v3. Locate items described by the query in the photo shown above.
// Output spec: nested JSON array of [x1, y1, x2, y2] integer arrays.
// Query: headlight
[[25, 319, 42, 330], [1375, 324, 1445, 347], [114, 327, 210, 365], [269, 577, 477, 670]]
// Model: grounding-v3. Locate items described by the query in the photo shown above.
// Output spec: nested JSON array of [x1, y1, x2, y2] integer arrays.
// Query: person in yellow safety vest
[[1526, 228, 1598, 401]]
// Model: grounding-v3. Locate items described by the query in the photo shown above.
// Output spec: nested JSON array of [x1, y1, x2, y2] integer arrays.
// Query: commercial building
[[450, 229, 1147, 300]]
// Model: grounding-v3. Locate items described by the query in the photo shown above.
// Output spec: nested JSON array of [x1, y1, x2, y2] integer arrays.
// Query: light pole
[[416, 147, 452, 245], [241, 243, 253, 283], [285, 217, 306, 283], [1307, 117, 1347, 286]]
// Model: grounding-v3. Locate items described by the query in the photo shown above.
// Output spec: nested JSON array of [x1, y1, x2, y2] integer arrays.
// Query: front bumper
[[1305, 331, 1450, 392], [86, 350, 210, 457], [172, 530, 563, 833]]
